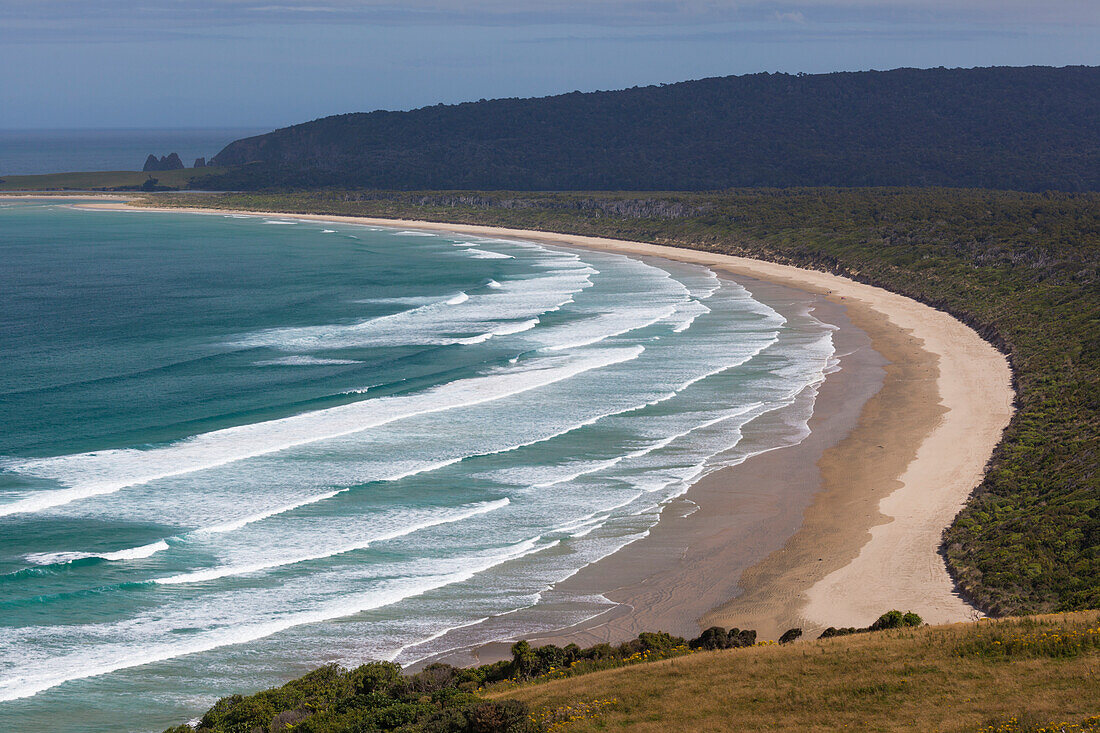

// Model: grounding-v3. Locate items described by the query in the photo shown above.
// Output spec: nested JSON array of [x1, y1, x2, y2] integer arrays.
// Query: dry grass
[[492, 611, 1100, 732]]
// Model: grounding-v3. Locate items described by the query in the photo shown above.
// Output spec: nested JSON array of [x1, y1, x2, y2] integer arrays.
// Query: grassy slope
[[144, 188, 1100, 616], [167, 612, 1100, 732], [492, 611, 1100, 732], [0, 168, 224, 191]]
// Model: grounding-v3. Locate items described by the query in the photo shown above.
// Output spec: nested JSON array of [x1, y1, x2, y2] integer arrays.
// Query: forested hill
[[204, 65, 1100, 192]]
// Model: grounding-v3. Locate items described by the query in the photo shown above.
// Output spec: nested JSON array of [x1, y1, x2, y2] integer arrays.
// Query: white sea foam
[[539, 304, 678, 351], [0, 535, 557, 702], [0, 347, 643, 517], [321, 229, 336, 234], [670, 300, 711, 333], [188, 454, 487, 535], [351, 295, 438, 305], [263, 220, 297, 225], [23, 540, 169, 566], [394, 231, 436, 237], [530, 407, 760, 490], [384, 615, 492, 663], [254, 356, 363, 366], [193, 396, 675, 535], [194, 490, 346, 534], [229, 261, 595, 351], [460, 248, 514, 259], [156, 499, 509, 585], [456, 318, 540, 344]]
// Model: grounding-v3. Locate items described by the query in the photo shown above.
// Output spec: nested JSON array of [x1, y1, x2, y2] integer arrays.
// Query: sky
[[0, 0, 1097, 130]]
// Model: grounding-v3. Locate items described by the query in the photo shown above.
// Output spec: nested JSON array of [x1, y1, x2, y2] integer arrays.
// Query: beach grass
[[0, 168, 224, 191], [491, 611, 1100, 732]]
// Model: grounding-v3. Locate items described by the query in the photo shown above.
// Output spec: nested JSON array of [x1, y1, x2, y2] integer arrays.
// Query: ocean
[[0, 129, 266, 176], [0, 201, 836, 732]]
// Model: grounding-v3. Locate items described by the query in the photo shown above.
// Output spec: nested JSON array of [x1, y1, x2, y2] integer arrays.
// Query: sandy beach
[[73, 201, 1016, 645]]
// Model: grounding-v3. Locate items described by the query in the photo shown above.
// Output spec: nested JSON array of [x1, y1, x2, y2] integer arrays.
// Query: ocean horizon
[[0, 129, 266, 177], [0, 201, 836, 732]]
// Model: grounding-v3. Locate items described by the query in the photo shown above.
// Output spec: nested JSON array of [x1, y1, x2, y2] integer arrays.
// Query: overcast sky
[[1, 0, 1096, 129]]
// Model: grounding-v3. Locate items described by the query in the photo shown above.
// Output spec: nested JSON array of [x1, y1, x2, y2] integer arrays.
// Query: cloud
[[774, 10, 807, 24], [0, 0, 1095, 38]]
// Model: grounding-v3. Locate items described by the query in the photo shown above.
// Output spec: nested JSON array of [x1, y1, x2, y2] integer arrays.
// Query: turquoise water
[[0, 201, 836, 732]]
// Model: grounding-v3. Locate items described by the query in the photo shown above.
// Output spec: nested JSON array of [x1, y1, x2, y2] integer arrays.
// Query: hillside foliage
[[494, 612, 1100, 733], [198, 66, 1100, 193], [166, 629, 720, 732], [164, 612, 1100, 732]]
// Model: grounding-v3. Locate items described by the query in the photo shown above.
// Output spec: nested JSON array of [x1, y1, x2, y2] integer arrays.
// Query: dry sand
[[69, 202, 1016, 641]]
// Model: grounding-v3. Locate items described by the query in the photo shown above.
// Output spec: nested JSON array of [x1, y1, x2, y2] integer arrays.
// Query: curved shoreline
[[75, 201, 1015, 640]]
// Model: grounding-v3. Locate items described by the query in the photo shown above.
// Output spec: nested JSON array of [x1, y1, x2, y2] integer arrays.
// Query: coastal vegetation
[[145, 186, 1100, 617], [165, 611, 1100, 732], [820, 608, 924, 639], [0, 167, 224, 192], [164, 627, 720, 733], [196, 66, 1100, 193], [492, 611, 1100, 733]]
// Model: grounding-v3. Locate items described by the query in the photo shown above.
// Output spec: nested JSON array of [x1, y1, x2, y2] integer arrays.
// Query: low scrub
[[166, 631, 706, 733], [165, 611, 981, 732], [975, 714, 1100, 732], [820, 609, 923, 638], [494, 612, 1100, 732], [956, 615, 1100, 659]]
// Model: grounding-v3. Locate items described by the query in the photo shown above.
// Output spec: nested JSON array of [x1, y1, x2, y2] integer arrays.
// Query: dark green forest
[[152, 187, 1100, 616], [199, 66, 1100, 193]]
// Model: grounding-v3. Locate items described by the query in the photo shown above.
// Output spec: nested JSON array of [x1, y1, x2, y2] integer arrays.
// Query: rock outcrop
[[143, 153, 186, 172]]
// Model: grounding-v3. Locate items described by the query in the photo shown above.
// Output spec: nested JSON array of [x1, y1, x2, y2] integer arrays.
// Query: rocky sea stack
[[143, 153, 185, 172]]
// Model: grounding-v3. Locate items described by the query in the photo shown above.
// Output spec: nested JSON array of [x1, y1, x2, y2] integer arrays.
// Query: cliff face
[[206, 65, 1100, 192], [143, 153, 185, 172]]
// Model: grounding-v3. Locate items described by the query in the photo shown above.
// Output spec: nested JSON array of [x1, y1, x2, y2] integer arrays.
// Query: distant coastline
[[75, 199, 1015, 648], [0, 128, 264, 177]]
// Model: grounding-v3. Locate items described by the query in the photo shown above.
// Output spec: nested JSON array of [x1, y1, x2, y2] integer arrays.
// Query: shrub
[[956, 618, 1100, 659], [869, 610, 923, 631], [821, 611, 923, 639], [689, 626, 758, 650], [269, 709, 310, 731], [467, 700, 531, 733], [779, 628, 803, 644], [690, 626, 732, 650]]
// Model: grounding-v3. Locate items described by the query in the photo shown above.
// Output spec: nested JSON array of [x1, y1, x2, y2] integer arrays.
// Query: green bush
[[822, 610, 923, 638], [166, 632, 707, 732], [870, 610, 924, 631], [779, 628, 803, 644]]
